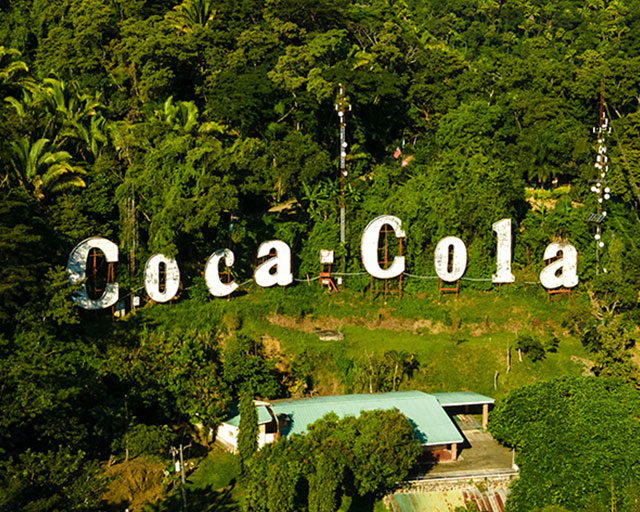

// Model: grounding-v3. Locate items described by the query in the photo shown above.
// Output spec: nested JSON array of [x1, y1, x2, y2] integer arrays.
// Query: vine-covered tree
[[238, 390, 258, 475]]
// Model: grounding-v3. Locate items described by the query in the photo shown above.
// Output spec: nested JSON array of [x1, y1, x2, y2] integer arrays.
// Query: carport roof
[[433, 391, 495, 407]]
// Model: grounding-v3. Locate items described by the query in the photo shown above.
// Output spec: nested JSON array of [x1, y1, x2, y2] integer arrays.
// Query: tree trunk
[[393, 362, 399, 392]]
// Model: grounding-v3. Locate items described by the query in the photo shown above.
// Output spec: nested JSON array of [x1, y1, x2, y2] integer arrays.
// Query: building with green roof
[[216, 390, 494, 462]]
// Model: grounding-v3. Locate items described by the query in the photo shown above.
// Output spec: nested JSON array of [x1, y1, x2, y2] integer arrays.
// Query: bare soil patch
[[268, 312, 558, 338], [102, 458, 166, 511], [261, 334, 283, 357], [570, 355, 595, 376], [267, 312, 447, 334]]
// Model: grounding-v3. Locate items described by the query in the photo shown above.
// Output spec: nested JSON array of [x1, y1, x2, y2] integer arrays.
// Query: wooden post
[[450, 442, 457, 461], [482, 403, 489, 431]]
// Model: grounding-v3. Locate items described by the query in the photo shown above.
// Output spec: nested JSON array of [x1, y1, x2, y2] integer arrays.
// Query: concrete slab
[[424, 415, 515, 477]]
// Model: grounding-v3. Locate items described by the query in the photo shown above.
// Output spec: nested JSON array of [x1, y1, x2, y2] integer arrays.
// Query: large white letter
[[254, 241, 293, 287], [434, 236, 467, 282], [361, 215, 406, 279], [144, 254, 180, 303], [539, 242, 579, 289], [66, 237, 119, 310], [492, 218, 515, 284], [205, 249, 239, 297]]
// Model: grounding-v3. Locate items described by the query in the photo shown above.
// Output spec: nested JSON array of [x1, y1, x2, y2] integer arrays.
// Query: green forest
[[2, 0, 640, 510]]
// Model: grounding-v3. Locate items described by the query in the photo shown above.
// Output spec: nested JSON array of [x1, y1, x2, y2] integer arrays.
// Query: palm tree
[[161, 96, 200, 132], [0, 47, 29, 88], [166, 0, 216, 33], [10, 137, 86, 200], [6, 78, 107, 160], [158, 96, 225, 134], [70, 114, 108, 160], [36, 79, 102, 139]]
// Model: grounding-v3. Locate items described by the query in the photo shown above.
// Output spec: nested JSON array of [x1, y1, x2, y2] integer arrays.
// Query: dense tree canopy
[[490, 377, 640, 512], [1, 0, 640, 283], [242, 409, 421, 511]]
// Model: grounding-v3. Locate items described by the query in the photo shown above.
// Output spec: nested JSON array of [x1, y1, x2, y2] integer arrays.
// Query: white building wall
[[216, 422, 277, 452], [216, 423, 239, 452]]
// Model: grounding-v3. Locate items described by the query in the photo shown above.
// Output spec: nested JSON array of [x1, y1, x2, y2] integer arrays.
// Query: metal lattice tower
[[124, 183, 137, 308], [335, 84, 351, 245], [589, 80, 612, 275]]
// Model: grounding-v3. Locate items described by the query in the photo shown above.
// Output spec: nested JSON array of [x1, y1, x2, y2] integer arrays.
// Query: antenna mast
[[589, 79, 612, 275], [124, 182, 137, 310], [335, 84, 351, 245]]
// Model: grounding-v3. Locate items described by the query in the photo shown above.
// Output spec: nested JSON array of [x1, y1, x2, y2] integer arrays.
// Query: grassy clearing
[[266, 322, 588, 399], [243, 286, 590, 399], [146, 447, 240, 512], [102, 457, 167, 511], [132, 283, 591, 400], [188, 445, 239, 491]]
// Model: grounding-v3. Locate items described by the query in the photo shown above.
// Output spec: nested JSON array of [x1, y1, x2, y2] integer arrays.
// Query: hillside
[[128, 285, 595, 399], [2, 0, 640, 510]]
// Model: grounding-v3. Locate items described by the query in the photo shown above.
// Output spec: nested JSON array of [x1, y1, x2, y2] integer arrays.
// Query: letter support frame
[[545, 256, 573, 302], [368, 223, 403, 303], [438, 278, 460, 302]]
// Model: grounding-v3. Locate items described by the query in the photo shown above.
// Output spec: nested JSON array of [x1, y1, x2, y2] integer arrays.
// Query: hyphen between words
[[67, 215, 579, 310]]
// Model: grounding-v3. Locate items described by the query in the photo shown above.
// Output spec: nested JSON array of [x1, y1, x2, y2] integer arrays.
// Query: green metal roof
[[226, 405, 273, 428], [224, 391, 463, 446], [432, 392, 495, 407]]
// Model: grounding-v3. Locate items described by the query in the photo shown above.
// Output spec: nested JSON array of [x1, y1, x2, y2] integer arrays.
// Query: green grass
[[147, 447, 240, 512], [249, 286, 590, 399], [266, 323, 588, 399], [131, 283, 592, 400], [188, 446, 239, 491]]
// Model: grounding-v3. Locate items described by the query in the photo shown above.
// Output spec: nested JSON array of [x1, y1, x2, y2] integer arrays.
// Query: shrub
[[515, 334, 545, 362], [113, 423, 175, 459]]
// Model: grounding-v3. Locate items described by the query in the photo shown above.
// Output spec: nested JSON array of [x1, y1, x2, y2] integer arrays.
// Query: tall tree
[[238, 390, 258, 475], [490, 377, 640, 512]]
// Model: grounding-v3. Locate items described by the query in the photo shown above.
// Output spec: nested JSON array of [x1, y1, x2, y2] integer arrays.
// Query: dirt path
[[267, 312, 560, 337], [268, 312, 446, 334]]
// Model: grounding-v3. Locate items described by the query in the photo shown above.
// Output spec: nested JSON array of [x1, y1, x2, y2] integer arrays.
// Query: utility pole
[[179, 443, 187, 512], [170, 443, 190, 512], [335, 84, 351, 246]]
